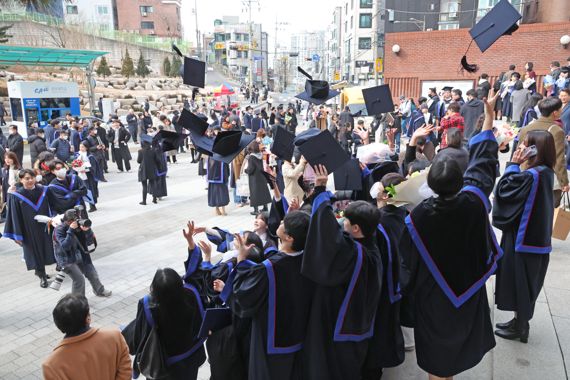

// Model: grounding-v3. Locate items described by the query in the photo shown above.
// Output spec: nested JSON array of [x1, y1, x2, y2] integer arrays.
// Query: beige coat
[[42, 327, 132, 380], [282, 161, 306, 203], [518, 117, 569, 188]]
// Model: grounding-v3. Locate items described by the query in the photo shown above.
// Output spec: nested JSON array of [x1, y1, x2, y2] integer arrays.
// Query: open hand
[[197, 240, 212, 261], [182, 221, 196, 249], [192, 226, 206, 236], [313, 165, 329, 187], [483, 89, 500, 115], [289, 197, 301, 211], [234, 233, 254, 263]]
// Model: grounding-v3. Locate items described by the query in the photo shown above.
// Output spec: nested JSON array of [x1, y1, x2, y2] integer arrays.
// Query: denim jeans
[[63, 262, 104, 296], [401, 117, 408, 137], [394, 131, 401, 155]]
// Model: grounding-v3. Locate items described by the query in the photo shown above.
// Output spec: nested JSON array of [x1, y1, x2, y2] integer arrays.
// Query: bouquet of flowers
[[71, 159, 88, 180]]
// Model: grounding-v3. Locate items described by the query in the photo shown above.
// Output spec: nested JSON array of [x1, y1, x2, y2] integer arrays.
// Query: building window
[[350, 16, 353, 29], [359, 13, 372, 28], [140, 6, 153, 14], [360, 0, 372, 8], [244, 34, 249, 41], [438, 23, 459, 30], [97, 6, 108, 15], [344, 21, 347, 33], [66, 5, 78, 14], [236, 33, 242, 41], [358, 37, 371, 49], [141, 21, 155, 29], [243, 51, 248, 58], [225, 33, 231, 41], [345, 3, 348, 15], [351, 0, 354, 9], [439, 0, 460, 23]]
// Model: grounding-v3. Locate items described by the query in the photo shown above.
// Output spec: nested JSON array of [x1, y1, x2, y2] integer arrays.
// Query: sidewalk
[[0, 150, 569, 379]]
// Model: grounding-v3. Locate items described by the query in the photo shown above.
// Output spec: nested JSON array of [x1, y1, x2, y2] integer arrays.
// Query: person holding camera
[[47, 160, 88, 215], [53, 209, 111, 297]]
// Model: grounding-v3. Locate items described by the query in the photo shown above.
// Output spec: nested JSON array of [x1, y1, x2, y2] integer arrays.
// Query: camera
[[50, 271, 66, 291], [70, 205, 92, 228]]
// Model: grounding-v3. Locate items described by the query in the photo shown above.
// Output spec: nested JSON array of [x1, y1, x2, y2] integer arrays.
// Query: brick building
[[384, 21, 570, 101], [114, 0, 182, 38]]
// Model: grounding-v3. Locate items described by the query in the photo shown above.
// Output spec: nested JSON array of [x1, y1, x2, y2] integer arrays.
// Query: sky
[[180, 0, 333, 49]]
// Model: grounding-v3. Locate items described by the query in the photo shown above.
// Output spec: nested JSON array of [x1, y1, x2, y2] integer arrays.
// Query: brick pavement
[[0, 149, 569, 379]]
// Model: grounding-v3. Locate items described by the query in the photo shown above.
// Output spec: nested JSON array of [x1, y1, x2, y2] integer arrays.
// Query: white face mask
[[35, 175, 43, 182], [55, 168, 67, 178], [61, 135, 68, 140]]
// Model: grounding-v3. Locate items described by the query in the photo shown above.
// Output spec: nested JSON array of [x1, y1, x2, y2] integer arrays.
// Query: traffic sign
[[375, 58, 383, 73], [312, 54, 320, 62]]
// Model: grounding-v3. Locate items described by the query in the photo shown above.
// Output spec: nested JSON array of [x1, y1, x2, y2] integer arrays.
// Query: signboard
[[312, 54, 320, 62], [8, 81, 79, 98], [355, 60, 369, 68], [334, 71, 340, 81], [214, 42, 225, 50], [254, 56, 263, 60], [375, 58, 383, 73]]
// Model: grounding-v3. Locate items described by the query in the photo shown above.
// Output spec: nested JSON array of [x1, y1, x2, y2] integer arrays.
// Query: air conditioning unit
[[142, 12, 147, 17]]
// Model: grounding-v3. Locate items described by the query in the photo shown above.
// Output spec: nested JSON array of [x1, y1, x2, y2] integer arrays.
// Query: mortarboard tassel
[[297, 66, 313, 80], [461, 55, 479, 73], [172, 44, 184, 57]]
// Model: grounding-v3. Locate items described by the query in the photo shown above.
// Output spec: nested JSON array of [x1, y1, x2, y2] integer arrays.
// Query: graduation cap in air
[[153, 130, 184, 152], [172, 44, 206, 88], [178, 109, 214, 155], [334, 158, 363, 191], [295, 67, 339, 105], [296, 130, 350, 173], [461, 0, 522, 73], [212, 130, 255, 164], [362, 84, 395, 116], [293, 127, 321, 146], [271, 126, 295, 162]]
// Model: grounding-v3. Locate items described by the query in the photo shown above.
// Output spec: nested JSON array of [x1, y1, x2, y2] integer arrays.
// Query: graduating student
[[151, 138, 168, 200], [106, 120, 132, 173], [493, 130, 555, 343], [73, 142, 102, 212], [230, 211, 314, 380], [207, 157, 230, 216], [136, 136, 161, 205], [400, 92, 502, 379], [3, 169, 56, 288], [363, 173, 408, 379], [47, 160, 88, 215], [301, 165, 383, 380]]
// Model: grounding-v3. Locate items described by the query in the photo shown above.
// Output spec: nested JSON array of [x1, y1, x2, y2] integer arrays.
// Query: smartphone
[[524, 145, 538, 159]]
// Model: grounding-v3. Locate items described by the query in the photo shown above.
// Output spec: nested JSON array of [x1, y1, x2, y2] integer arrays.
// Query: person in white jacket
[[281, 156, 307, 204]]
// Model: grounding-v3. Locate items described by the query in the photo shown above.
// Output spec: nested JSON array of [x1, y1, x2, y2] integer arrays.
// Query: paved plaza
[[0, 150, 569, 379]]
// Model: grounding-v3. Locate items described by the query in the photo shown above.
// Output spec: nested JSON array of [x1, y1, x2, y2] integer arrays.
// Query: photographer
[[53, 209, 111, 297]]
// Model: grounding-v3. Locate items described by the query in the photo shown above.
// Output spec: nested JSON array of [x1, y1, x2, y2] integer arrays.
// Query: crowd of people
[[0, 54, 569, 380]]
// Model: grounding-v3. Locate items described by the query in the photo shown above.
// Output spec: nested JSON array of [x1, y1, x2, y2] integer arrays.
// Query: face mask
[[61, 136, 68, 140], [10, 130, 16, 135], [55, 168, 67, 178], [35, 175, 42, 182]]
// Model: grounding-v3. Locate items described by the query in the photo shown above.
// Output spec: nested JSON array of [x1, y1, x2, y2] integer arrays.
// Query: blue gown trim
[[207, 158, 225, 184], [515, 168, 552, 254], [184, 246, 201, 279], [220, 260, 255, 303], [469, 129, 495, 148], [333, 242, 375, 342], [263, 259, 304, 354], [10, 186, 48, 212], [2, 232, 24, 241], [377, 224, 402, 304], [405, 215, 499, 308], [311, 191, 333, 216], [462, 185, 491, 213]]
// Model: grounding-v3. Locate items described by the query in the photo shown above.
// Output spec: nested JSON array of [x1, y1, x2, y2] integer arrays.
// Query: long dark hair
[[520, 93, 543, 121], [525, 130, 556, 170], [150, 268, 185, 308], [4, 151, 21, 169]]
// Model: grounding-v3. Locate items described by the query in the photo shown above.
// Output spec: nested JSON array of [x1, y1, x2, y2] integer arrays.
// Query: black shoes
[[89, 205, 97, 213], [494, 320, 529, 343], [40, 275, 48, 288], [139, 201, 147, 205], [495, 318, 516, 330], [152, 198, 157, 204]]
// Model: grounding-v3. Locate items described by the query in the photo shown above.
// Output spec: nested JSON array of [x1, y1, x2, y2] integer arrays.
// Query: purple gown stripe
[[311, 191, 332, 216], [220, 260, 256, 303], [207, 159, 225, 184], [10, 187, 48, 212], [462, 185, 491, 213], [515, 169, 552, 254], [282, 197, 289, 215], [469, 129, 496, 148], [264, 246, 278, 256], [142, 295, 155, 327], [504, 164, 521, 175], [184, 246, 201, 279], [377, 224, 402, 304], [2, 232, 24, 241], [263, 259, 303, 354], [333, 242, 375, 342], [405, 215, 498, 308]]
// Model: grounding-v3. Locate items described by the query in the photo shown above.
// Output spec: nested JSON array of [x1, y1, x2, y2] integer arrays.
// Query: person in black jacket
[[137, 137, 161, 205], [126, 109, 138, 144], [29, 129, 48, 166], [106, 120, 131, 172], [6, 125, 24, 167]]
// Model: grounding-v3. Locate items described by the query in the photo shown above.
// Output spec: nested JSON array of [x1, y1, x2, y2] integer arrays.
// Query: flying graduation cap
[[178, 109, 214, 155], [295, 129, 350, 173], [211, 130, 256, 164], [362, 84, 395, 116], [295, 67, 339, 105], [334, 158, 363, 191], [271, 126, 295, 162], [172, 44, 206, 88], [153, 130, 184, 152], [461, 0, 522, 73]]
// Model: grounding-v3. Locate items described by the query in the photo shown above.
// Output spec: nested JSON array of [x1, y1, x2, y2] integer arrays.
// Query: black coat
[[107, 127, 131, 162], [339, 111, 354, 128], [7, 133, 24, 165], [245, 155, 271, 207], [137, 147, 160, 181], [28, 135, 48, 166]]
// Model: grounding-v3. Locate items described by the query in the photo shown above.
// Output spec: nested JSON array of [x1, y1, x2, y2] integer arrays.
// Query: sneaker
[[96, 289, 112, 297]]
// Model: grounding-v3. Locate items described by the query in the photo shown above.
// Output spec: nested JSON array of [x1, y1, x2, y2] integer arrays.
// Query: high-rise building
[[325, 6, 343, 83], [290, 31, 326, 90], [114, 0, 182, 38]]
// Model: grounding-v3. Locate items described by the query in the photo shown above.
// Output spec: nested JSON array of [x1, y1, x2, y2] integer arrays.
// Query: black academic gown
[[47, 174, 88, 215], [301, 189, 383, 380], [493, 164, 554, 323], [207, 158, 230, 207], [363, 205, 407, 376], [230, 252, 314, 380], [3, 185, 56, 271], [400, 130, 502, 377], [151, 146, 168, 198]]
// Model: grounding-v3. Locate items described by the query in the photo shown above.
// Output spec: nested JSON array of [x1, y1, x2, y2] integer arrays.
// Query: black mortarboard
[[297, 130, 350, 173], [295, 67, 339, 105], [362, 84, 395, 116], [271, 126, 295, 161], [462, 0, 521, 73], [293, 127, 320, 146], [334, 158, 362, 191], [370, 160, 400, 183], [261, 170, 277, 189], [441, 86, 453, 92], [172, 44, 206, 88], [212, 131, 255, 164], [178, 109, 214, 155], [153, 130, 184, 152], [198, 308, 232, 338]]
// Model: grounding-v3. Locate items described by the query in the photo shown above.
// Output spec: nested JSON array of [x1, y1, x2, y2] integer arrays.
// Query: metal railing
[[0, 11, 193, 52]]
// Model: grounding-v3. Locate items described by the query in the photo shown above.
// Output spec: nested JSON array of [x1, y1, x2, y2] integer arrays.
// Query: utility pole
[[242, 0, 258, 88], [194, 0, 201, 59]]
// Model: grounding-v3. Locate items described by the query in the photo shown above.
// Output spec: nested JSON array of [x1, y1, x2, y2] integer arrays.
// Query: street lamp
[[394, 17, 426, 31]]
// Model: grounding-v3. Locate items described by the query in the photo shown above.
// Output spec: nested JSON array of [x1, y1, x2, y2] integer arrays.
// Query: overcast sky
[[180, 0, 334, 49]]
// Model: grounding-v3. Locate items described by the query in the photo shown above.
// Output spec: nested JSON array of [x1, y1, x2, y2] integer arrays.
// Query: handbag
[[236, 156, 250, 197], [136, 295, 170, 379], [552, 192, 570, 241]]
